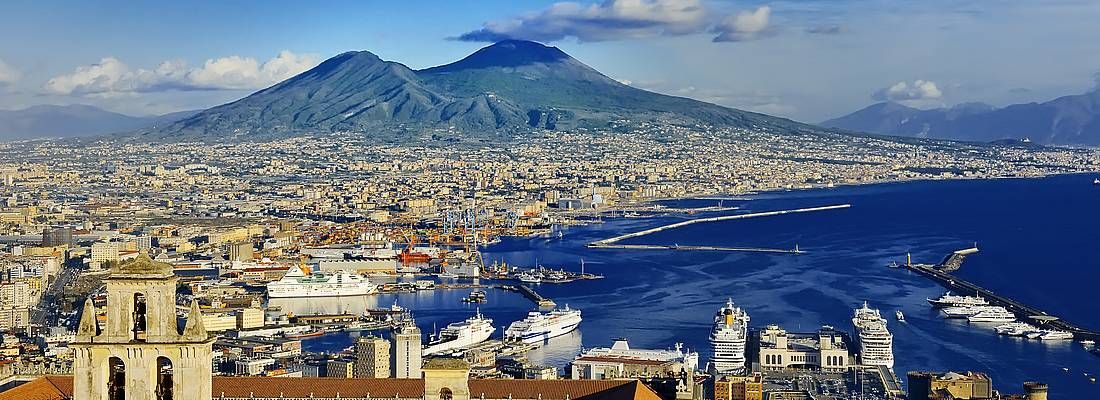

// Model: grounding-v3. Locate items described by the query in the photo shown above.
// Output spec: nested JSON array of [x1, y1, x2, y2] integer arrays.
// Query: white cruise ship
[[852, 302, 895, 369], [423, 310, 495, 355], [709, 298, 750, 375], [504, 306, 582, 344], [267, 266, 377, 298], [941, 305, 1004, 318], [927, 292, 988, 308]]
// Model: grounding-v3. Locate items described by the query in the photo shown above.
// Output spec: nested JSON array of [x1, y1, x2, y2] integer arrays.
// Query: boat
[[516, 271, 542, 284], [1094, 178, 1099, 185], [942, 305, 1004, 318], [422, 309, 495, 355], [462, 290, 487, 303], [286, 329, 325, 339], [994, 322, 1037, 336], [852, 301, 895, 368], [895, 310, 905, 322], [267, 266, 377, 298], [1037, 330, 1074, 341], [967, 308, 1016, 323], [927, 292, 988, 308], [504, 305, 582, 344], [709, 298, 750, 375]]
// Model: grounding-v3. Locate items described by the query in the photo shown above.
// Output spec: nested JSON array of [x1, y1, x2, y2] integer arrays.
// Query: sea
[[284, 173, 1100, 399]]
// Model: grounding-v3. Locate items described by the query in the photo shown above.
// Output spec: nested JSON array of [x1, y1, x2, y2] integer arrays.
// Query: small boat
[[1094, 178, 1100, 185], [1080, 339, 1095, 346], [895, 310, 905, 322]]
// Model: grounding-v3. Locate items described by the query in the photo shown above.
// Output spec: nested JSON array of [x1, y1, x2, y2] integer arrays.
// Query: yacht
[[927, 292, 988, 308], [1093, 178, 1099, 185], [852, 302, 895, 369], [423, 309, 495, 355], [267, 266, 377, 298], [504, 306, 582, 344], [709, 298, 750, 374], [942, 305, 1004, 318], [1037, 330, 1074, 341], [967, 308, 1016, 323], [995, 322, 1036, 336]]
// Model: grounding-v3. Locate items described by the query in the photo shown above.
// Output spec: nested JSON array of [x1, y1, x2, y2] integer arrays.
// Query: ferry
[[942, 305, 1004, 318], [1035, 330, 1074, 341], [967, 308, 1016, 323], [504, 306, 582, 344], [927, 292, 988, 308], [853, 302, 895, 369], [709, 298, 750, 375], [423, 309, 495, 355], [267, 266, 377, 298]]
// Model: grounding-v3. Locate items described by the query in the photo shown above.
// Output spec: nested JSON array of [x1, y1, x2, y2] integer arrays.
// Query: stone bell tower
[[71, 254, 213, 400]]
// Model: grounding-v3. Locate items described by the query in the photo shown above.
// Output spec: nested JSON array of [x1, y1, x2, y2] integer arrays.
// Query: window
[[108, 357, 125, 400], [133, 293, 147, 341], [156, 356, 173, 400], [440, 387, 454, 400]]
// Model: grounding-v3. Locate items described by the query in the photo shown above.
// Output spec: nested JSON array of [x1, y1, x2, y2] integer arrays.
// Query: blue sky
[[2, 0, 1099, 122]]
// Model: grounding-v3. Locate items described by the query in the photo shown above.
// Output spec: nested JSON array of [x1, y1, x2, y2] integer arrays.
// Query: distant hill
[[0, 105, 198, 141], [821, 90, 1100, 146], [140, 40, 825, 141]]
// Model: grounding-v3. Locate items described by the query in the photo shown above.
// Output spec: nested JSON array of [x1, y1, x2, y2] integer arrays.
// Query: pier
[[907, 251, 1100, 341], [502, 285, 556, 309], [587, 204, 851, 252]]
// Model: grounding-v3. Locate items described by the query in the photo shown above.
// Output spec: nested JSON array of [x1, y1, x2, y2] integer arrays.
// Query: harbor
[[905, 249, 1100, 341]]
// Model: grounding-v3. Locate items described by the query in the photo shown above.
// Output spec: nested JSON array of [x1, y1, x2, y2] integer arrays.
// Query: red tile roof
[[1, 376, 662, 400]]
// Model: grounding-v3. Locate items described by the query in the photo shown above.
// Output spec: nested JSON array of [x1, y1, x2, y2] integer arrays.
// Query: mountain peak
[[422, 40, 571, 73]]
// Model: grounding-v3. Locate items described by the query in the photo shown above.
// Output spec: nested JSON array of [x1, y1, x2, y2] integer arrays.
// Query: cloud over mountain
[[45, 51, 319, 96], [0, 58, 18, 85], [712, 6, 773, 42], [872, 80, 943, 102]]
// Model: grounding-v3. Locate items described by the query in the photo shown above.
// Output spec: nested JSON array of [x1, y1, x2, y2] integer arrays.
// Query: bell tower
[[71, 254, 213, 400]]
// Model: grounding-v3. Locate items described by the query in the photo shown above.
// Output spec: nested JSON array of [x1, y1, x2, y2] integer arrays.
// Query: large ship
[[967, 307, 1016, 323], [504, 306, 582, 344], [423, 310, 495, 355], [852, 302, 895, 369], [927, 291, 988, 308], [709, 298, 750, 375], [267, 265, 377, 298]]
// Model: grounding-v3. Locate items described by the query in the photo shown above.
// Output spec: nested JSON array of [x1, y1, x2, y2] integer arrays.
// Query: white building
[[758, 325, 852, 372]]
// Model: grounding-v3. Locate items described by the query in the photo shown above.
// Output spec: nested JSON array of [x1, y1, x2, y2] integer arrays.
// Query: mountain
[[821, 90, 1100, 145], [142, 40, 821, 140], [0, 105, 199, 140]]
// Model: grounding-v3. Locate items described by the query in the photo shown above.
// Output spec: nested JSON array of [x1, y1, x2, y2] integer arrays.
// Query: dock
[[907, 250, 1100, 341], [587, 204, 850, 252], [502, 285, 556, 309]]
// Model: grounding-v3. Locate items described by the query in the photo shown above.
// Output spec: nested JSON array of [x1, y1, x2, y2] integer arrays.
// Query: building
[[89, 241, 120, 268], [235, 307, 264, 330], [228, 242, 253, 262], [355, 335, 391, 378], [69, 254, 214, 400], [391, 320, 422, 378], [570, 338, 699, 400], [41, 227, 73, 247], [757, 325, 851, 372], [907, 371, 994, 400], [713, 373, 762, 400], [326, 358, 355, 378], [0, 282, 32, 331]]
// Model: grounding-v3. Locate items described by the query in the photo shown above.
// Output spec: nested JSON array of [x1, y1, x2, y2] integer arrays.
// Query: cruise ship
[[423, 310, 495, 355], [852, 302, 895, 369], [927, 292, 988, 308], [267, 266, 377, 298], [709, 298, 750, 375], [504, 306, 582, 344], [941, 305, 1004, 318]]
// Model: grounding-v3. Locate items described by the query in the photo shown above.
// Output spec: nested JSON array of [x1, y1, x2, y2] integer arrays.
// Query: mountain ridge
[[140, 40, 825, 141], [0, 104, 199, 140], [822, 90, 1100, 145]]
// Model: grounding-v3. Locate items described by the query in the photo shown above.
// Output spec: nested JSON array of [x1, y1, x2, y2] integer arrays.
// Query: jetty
[[907, 249, 1100, 341], [587, 204, 851, 252], [502, 285, 556, 309]]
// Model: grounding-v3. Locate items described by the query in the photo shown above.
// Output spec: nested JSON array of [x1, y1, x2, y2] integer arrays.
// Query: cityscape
[[2, 1, 1100, 400]]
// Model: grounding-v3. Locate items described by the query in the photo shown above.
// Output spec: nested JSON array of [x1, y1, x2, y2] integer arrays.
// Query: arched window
[[133, 293, 147, 341], [440, 387, 454, 400], [108, 357, 125, 400], [156, 356, 174, 400]]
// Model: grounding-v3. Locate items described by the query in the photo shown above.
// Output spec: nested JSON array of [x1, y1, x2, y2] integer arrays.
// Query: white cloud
[[455, 0, 709, 42], [712, 6, 773, 42], [873, 80, 943, 101], [0, 58, 22, 85], [46, 51, 319, 96]]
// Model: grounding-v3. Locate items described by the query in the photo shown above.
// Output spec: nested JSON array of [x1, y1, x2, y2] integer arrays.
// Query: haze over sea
[[295, 174, 1100, 399]]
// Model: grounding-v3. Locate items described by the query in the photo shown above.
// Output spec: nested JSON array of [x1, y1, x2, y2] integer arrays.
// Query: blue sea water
[[299, 174, 1100, 399]]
